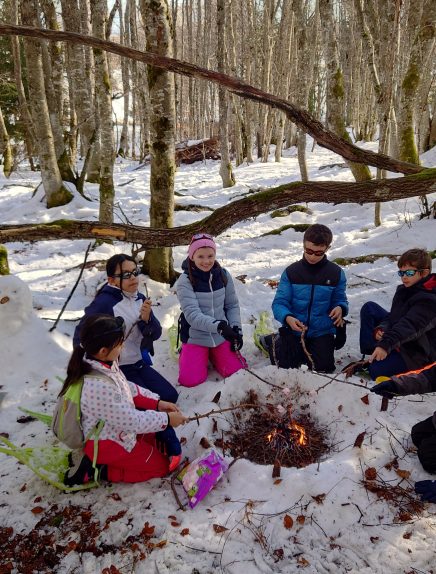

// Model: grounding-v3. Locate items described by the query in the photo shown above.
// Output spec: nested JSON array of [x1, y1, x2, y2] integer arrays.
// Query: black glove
[[415, 480, 436, 502], [140, 333, 155, 356], [370, 379, 398, 399], [217, 321, 237, 342], [231, 326, 243, 352]]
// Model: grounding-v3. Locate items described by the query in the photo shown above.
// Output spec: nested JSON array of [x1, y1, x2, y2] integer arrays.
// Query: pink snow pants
[[178, 341, 246, 387]]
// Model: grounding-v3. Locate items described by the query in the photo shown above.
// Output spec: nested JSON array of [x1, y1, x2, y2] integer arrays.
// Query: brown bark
[[0, 24, 424, 175], [1, 169, 435, 245]]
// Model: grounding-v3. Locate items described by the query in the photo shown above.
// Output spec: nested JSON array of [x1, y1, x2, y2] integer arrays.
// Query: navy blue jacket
[[73, 284, 162, 366], [272, 256, 348, 338], [377, 273, 436, 369]]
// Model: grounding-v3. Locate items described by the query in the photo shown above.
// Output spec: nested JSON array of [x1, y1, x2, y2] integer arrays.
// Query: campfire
[[224, 391, 330, 476]]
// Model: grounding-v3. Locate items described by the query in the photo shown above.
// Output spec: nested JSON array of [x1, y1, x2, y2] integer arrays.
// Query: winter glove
[[140, 333, 155, 356], [231, 326, 243, 352], [414, 480, 436, 503], [334, 321, 347, 350], [370, 378, 398, 399], [217, 321, 237, 342]]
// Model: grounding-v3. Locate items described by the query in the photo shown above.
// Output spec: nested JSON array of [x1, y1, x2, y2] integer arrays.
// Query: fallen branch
[[49, 243, 92, 332]]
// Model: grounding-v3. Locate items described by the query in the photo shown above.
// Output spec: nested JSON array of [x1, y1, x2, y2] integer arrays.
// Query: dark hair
[[303, 224, 333, 247], [60, 314, 125, 396], [106, 254, 137, 277], [398, 248, 431, 270]]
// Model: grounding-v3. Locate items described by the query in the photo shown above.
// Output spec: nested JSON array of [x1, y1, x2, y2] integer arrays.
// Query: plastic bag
[[178, 449, 229, 508]]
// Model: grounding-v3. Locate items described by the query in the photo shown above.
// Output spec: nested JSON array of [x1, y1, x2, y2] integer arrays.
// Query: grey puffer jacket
[[175, 258, 242, 347]]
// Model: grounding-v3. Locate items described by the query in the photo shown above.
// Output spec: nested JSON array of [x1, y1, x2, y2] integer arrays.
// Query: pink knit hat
[[188, 234, 216, 260]]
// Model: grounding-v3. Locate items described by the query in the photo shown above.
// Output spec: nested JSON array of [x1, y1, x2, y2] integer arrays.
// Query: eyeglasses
[[397, 269, 426, 277], [190, 233, 214, 243], [305, 247, 327, 257], [112, 268, 140, 280]]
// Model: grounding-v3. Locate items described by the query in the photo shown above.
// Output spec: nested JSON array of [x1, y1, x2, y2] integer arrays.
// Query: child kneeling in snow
[[361, 248, 436, 380], [63, 314, 187, 486], [175, 234, 246, 387]]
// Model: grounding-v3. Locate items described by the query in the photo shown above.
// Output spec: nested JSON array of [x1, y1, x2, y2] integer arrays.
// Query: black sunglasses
[[112, 268, 140, 280]]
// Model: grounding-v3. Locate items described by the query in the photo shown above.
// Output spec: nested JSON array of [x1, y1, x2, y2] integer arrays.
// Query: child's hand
[[329, 306, 343, 326], [140, 298, 152, 322], [369, 346, 388, 362], [286, 316, 306, 332], [374, 328, 384, 341], [168, 411, 188, 427], [158, 400, 180, 413]]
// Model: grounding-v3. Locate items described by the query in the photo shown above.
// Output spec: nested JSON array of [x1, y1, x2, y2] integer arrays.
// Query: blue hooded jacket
[[272, 256, 348, 338]]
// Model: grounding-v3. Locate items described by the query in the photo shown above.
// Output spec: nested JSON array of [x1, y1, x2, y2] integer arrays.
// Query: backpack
[[51, 369, 107, 450]]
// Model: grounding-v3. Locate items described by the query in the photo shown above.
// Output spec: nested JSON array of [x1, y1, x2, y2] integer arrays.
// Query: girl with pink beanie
[[175, 234, 246, 387]]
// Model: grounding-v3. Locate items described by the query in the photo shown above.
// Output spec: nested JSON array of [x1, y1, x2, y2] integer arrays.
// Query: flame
[[289, 422, 307, 446]]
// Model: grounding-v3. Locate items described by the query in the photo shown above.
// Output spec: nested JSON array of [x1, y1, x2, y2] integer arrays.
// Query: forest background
[[0, 0, 435, 284]]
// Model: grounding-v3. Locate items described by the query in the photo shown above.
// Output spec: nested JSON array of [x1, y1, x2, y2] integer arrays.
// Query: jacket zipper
[[306, 284, 315, 332], [209, 273, 216, 346]]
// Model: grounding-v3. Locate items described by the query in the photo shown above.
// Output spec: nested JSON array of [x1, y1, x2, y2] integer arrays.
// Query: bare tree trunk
[[140, 0, 177, 283], [61, 0, 98, 180], [9, 0, 35, 170], [20, 0, 73, 208], [217, 0, 235, 187], [118, 0, 131, 157], [319, 0, 372, 183], [90, 0, 115, 223], [0, 106, 13, 178]]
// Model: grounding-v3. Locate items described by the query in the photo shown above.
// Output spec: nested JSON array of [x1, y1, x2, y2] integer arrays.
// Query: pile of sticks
[[227, 408, 330, 471]]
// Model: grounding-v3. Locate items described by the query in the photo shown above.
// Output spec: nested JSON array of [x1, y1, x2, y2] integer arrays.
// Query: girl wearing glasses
[[360, 248, 436, 379], [175, 234, 246, 387], [64, 314, 187, 486], [74, 254, 178, 404]]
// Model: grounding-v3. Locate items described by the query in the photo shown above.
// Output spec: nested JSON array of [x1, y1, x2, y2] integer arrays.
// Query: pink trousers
[[178, 340, 246, 387]]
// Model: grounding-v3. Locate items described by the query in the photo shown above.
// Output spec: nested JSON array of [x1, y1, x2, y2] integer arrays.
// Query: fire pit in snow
[[224, 390, 330, 476]]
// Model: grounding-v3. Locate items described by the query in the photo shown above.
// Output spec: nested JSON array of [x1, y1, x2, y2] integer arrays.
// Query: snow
[[0, 140, 435, 573]]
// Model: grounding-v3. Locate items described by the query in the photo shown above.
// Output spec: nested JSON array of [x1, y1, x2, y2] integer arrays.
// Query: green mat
[[253, 311, 274, 357], [168, 323, 180, 360], [0, 436, 98, 492]]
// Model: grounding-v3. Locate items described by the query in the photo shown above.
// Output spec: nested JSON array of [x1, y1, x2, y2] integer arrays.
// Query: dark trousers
[[121, 361, 179, 404], [268, 330, 336, 373], [156, 427, 182, 457], [411, 416, 436, 474], [360, 301, 407, 380]]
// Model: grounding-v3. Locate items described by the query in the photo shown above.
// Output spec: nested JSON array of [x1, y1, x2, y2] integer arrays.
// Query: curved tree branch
[[1, 170, 435, 245], [0, 23, 423, 175]]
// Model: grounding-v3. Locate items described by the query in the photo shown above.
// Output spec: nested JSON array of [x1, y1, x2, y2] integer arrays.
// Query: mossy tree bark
[[91, 0, 115, 223], [0, 246, 9, 275], [139, 0, 177, 284], [20, 0, 73, 208], [0, 106, 13, 178]]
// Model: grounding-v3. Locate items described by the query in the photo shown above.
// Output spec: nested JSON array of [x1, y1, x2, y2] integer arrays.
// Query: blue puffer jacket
[[272, 257, 348, 338], [175, 258, 242, 347], [73, 284, 162, 366]]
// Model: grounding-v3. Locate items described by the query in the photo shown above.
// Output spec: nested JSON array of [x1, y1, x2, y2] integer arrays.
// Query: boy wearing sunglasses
[[360, 248, 436, 379], [74, 254, 178, 404], [265, 224, 348, 372]]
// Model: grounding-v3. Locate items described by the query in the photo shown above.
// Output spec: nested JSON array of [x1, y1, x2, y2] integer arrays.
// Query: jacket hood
[[423, 273, 436, 293]]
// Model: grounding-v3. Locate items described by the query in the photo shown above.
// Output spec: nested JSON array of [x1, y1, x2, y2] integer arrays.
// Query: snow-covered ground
[[0, 140, 435, 573]]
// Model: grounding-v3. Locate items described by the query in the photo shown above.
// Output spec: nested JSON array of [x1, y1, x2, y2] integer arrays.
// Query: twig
[[315, 372, 371, 390], [170, 459, 189, 511], [300, 329, 315, 371], [352, 273, 386, 284], [186, 404, 260, 423], [49, 243, 92, 332], [235, 350, 283, 389]]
